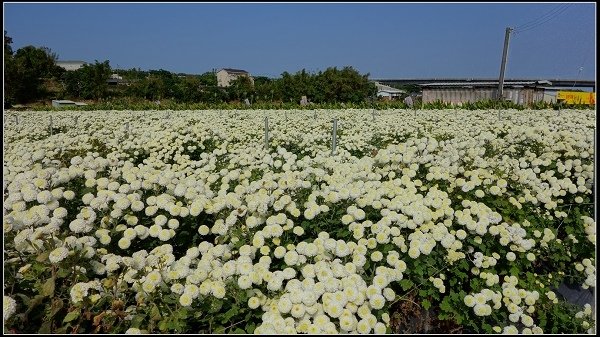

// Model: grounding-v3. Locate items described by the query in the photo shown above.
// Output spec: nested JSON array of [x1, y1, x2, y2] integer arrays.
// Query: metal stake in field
[[74, 115, 79, 126], [331, 117, 338, 156], [372, 109, 375, 121], [264, 116, 269, 149], [14, 114, 18, 126], [49, 116, 53, 136], [314, 110, 317, 119], [285, 111, 288, 121], [126, 122, 130, 136]]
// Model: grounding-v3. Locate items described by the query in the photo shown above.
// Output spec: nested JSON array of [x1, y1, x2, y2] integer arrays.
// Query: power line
[[513, 4, 569, 31], [513, 4, 572, 34]]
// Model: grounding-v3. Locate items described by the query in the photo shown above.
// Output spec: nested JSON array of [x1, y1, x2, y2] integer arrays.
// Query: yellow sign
[[557, 91, 596, 105]]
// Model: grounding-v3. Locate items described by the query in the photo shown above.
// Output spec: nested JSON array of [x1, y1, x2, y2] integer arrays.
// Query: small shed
[[52, 100, 88, 108]]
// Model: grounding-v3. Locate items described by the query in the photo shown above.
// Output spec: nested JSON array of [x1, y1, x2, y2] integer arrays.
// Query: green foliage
[[4, 38, 62, 105], [63, 60, 111, 100]]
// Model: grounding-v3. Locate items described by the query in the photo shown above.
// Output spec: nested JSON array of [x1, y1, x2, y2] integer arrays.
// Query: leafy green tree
[[176, 76, 202, 103], [4, 42, 60, 105], [4, 30, 13, 58], [253, 76, 276, 102], [198, 71, 218, 87], [63, 60, 111, 100], [4, 31, 15, 107], [228, 76, 255, 102], [271, 66, 375, 104]]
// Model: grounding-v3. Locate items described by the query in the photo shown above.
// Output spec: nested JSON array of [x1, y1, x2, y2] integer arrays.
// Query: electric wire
[[513, 4, 572, 34], [513, 4, 570, 31]]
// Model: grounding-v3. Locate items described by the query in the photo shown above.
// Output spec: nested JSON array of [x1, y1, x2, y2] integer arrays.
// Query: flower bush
[[3, 108, 595, 334]]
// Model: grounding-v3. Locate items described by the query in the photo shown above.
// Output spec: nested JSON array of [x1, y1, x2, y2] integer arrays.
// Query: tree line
[[4, 31, 377, 108]]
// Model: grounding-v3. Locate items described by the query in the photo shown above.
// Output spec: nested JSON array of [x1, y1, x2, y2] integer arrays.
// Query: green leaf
[[63, 310, 80, 323], [14, 293, 30, 306], [439, 297, 453, 313], [38, 321, 52, 334], [57, 267, 71, 278], [131, 314, 145, 328], [232, 328, 246, 334], [51, 299, 64, 316], [158, 319, 169, 332], [422, 299, 431, 310], [150, 304, 162, 321], [399, 279, 414, 291], [36, 251, 49, 262], [221, 306, 239, 323], [177, 308, 188, 319], [41, 278, 55, 297]]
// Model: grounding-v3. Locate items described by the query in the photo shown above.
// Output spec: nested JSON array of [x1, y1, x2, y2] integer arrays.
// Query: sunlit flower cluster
[[3, 109, 594, 334]]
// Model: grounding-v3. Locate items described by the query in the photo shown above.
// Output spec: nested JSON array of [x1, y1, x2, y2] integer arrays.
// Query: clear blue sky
[[3, 2, 596, 80]]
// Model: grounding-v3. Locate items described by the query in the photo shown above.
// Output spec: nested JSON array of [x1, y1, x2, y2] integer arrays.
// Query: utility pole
[[497, 27, 513, 101]]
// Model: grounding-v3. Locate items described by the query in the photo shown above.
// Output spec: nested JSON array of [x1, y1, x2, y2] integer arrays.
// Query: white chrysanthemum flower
[[158, 229, 171, 241], [167, 218, 179, 230], [125, 328, 143, 334], [118, 237, 131, 249], [49, 246, 69, 263], [248, 296, 261, 309], [63, 190, 76, 200], [356, 318, 372, 334], [179, 292, 193, 306], [4, 296, 17, 322], [371, 251, 383, 262]]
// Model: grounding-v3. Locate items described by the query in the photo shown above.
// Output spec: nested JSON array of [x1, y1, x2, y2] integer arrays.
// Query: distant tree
[[400, 84, 422, 95], [5, 43, 60, 104], [63, 60, 111, 100], [147, 69, 181, 99], [4, 31, 15, 107], [271, 66, 374, 104], [228, 76, 254, 102], [4, 30, 13, 58], [253, 76, 276, 102], [197, 71, 218, 87], [176, 76, 202, 103]]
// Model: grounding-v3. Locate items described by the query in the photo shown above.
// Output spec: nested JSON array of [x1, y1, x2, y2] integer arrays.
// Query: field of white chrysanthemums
[[3, 109, 596, 334]]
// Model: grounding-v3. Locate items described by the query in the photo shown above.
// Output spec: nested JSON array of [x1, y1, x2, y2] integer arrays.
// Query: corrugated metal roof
[[56, 60, 87, 64], [52, 100, 87, 106], [420, 80, 551, 87], [375, 82, 405, 93], [220, 68, 249, 74]]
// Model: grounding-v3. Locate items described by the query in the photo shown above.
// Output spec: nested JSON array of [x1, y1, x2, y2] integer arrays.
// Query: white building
[[56, 60, 87, 71], [216, 68, 254, 87], [374, 81, 405, 100]]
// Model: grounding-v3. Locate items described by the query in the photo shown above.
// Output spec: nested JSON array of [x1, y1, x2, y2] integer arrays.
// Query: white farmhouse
[[216, 68, 254, 87]]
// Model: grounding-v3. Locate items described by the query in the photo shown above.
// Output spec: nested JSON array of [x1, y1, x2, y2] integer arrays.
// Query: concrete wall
[[422, 87, 545, 105]]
